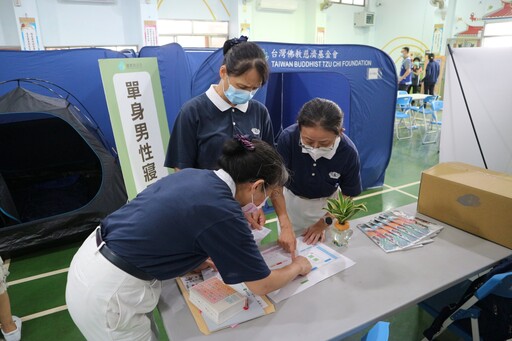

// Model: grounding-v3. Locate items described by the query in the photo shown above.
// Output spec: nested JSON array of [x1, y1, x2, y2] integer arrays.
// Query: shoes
[[1, 315, 21, 341]]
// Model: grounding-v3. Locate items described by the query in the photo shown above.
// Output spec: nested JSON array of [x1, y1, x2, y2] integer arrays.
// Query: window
[[45, 45, 138, 52], [330, 0, 365, 6], [482, 21, 512, 47], [157, 19, 228, 48]]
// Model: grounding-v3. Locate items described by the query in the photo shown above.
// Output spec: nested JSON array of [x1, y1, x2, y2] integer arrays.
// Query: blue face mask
[[224, 77, 258, 105]]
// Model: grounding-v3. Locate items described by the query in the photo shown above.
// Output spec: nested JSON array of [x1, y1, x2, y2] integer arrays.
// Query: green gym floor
[[3, 121, 459, 341]]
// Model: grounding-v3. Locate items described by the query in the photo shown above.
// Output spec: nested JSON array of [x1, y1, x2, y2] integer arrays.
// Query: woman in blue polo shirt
[[165, 36, 274, 233], [165, 36, 274, 170], [276, 98, 362, 245], [66, 137, 312, 340]]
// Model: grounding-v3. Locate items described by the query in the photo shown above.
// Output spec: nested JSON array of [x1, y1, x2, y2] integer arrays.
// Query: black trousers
[[424, 83, 436, 95], [398, 84, 411, 92]]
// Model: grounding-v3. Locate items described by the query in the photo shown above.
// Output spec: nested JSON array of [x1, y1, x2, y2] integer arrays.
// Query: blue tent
[[0, 48, 126, 148], [189, 42, 397, 189]]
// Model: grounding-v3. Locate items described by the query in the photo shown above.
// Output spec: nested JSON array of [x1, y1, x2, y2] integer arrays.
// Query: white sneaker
[[1, 315, 21, 341]]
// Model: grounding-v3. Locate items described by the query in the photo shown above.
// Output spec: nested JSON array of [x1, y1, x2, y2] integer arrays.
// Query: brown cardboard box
[[418, 162, 512, 249]]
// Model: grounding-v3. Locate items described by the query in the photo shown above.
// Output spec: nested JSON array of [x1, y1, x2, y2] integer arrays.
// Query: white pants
[[66, 228, 162, 341], [283, 187, 339, 233]]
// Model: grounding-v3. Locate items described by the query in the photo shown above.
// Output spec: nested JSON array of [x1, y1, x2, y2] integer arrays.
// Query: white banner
[[113, 71, 168, 193], [440, 47, 512, 173]]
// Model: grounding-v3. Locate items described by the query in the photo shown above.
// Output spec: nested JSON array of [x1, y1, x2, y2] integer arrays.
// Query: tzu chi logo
[[251, 128, 261, 135], [329, 172, 341, 179]]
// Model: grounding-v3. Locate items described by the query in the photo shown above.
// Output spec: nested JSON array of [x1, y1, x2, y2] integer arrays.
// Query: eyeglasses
[[299, 136, 336, 152]]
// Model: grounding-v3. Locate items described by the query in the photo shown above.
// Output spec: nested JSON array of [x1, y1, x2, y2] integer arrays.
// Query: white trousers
[[283, 187, 339, 233], [66, 228, 162, 341]]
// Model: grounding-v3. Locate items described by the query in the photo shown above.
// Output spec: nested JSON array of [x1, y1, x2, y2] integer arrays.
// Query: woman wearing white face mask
[[66, 137, 312, 340], [165, 36, 273, 170], [165, 36, 295, 252], [275, 98, 363, 245], [165, 36, 274, 233]]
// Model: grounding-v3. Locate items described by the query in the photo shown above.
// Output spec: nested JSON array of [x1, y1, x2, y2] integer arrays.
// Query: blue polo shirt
[[101, 168, 271, 283], [165, 85, 275, 170], [399, 57, 412, 85], [277, 124, 362, 198]]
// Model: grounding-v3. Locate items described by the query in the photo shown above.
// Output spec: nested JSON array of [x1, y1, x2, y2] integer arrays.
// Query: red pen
[[243, 297, 249, 310]]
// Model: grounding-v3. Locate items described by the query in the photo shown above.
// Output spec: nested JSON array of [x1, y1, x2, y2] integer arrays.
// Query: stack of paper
[[189, 277, 246, 324], [357, 210, 444, 253], [177, 269, 274, 334]]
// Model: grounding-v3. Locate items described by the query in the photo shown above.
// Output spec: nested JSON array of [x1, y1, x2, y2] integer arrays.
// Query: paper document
[[251, 226, 272, 244], [261, 238, 355, 303]]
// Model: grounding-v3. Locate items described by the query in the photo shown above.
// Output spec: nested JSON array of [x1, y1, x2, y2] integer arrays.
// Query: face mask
[[414, 62, 420, 67], [241, 186, 268, 214], [302, 136, 341, 161], [224, 77, 258, 105]]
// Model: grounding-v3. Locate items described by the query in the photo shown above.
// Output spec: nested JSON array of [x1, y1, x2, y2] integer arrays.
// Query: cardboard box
[[418, 162, 512, 249]]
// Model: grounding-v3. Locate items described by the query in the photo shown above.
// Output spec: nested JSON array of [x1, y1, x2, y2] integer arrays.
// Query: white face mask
[[301, 136, 341, 161], [241, 186, 268, 214]]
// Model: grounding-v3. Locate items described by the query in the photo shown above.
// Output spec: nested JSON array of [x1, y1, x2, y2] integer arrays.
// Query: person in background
[[398, 47, 412, 92], [66, 137, 312, 340], [0, 257, 21, 341], [423, 53, 440, 95], [165, 36, 298, 254], [275, 98, 362, 245], [411, 57, 423, 94]]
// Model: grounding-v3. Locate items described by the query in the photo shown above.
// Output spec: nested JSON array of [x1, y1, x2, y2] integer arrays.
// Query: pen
[[243, 297, 249, 310]]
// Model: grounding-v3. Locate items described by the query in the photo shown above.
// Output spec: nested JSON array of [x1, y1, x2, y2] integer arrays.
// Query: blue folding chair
[[411, 96, 443, 144], [395, 96, 413, 140], [361, 321, 390, 341], [419, 100, 443, 144], [420, 258, 512, 341], [397, 90, 408, 96]]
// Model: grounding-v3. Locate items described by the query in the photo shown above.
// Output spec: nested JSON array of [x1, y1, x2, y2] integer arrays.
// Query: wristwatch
[[323, 216, 333, 226]]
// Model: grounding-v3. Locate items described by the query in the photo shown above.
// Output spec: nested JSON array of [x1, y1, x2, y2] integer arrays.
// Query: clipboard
[[176, 276, 275, 335]]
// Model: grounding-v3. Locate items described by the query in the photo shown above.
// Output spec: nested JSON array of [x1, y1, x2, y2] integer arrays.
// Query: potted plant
[[324, 192, 367, 246]]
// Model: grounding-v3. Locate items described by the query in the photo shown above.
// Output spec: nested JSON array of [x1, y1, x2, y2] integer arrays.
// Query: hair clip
[[230, 35, 249, 47], [234, 134, 255, 151]]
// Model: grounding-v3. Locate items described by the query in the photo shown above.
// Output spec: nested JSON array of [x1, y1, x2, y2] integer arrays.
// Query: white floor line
[[353, 187, 394, 200], [395, 189, 418, 199], [21, 305, 68, 322], [383, 184, 419, 199], [395, 181, 420, 189], [7, 268, 69, 286], [353, 180, 420, 201], [266, 217, 278, 224]]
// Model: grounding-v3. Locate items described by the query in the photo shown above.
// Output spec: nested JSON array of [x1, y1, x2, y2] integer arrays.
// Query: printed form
[[261, 238, 355, 303]]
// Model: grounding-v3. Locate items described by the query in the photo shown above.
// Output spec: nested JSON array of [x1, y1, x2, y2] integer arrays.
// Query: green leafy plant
[[324, 192, 368, 225]]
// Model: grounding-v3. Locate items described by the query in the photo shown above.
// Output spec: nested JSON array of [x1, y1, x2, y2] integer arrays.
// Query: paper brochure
[[357, 210, 444, 253]]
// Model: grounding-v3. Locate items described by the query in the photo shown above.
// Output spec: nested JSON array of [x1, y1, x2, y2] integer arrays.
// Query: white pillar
[[441, 0, 458, 55]]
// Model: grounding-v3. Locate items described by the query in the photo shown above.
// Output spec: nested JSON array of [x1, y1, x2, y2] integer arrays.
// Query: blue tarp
[[190, 42, 398, 189], [139, 43, 194, 134], [0, 42, 397, 189]]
